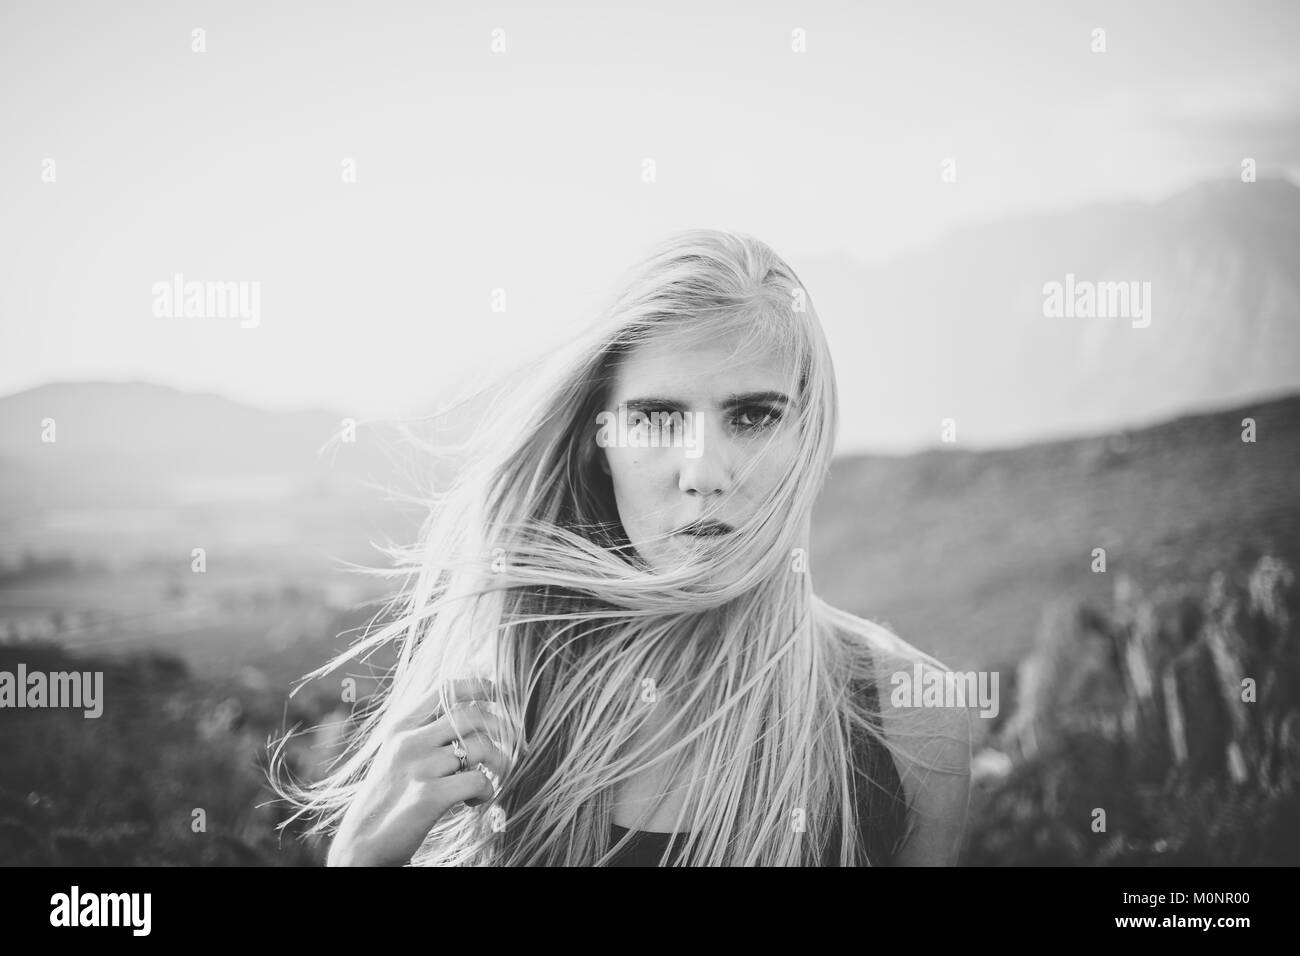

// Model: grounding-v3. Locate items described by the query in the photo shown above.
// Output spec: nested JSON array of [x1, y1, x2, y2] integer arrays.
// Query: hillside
[[811, 392, 1300, 671]]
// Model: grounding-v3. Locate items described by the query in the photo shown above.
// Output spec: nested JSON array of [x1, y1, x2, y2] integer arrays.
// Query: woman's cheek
[[611, 456, 654, 519], [755, 433, 799, 481], [610, 456, 641, 504]]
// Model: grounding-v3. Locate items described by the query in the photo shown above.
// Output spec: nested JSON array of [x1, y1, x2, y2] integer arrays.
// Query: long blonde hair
[[270, 228, 956, 865]]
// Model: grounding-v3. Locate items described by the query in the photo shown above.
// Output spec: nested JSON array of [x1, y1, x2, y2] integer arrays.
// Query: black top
[[607, 822, 690, 867], [605, 675, 909, 866]]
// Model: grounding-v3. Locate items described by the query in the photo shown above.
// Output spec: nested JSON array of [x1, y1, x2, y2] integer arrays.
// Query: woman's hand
[[327, 679, 514, 867]]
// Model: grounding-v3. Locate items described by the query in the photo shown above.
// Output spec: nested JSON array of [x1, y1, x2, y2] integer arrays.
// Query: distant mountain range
[[0, 380, 466, 514], [801, 177, 1300, 452], [0, 381, 435, 570], [4, 177, 1297, 461]]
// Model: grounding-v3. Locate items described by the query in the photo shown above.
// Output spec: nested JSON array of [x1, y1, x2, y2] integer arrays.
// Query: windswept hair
[[269, 228, 966, 865]]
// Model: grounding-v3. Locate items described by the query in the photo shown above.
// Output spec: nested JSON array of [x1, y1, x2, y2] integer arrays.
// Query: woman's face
[[597, 330, 802, 578]]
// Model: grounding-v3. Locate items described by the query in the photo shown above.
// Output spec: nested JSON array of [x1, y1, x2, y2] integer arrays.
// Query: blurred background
[[2, 0, 1298, 864]]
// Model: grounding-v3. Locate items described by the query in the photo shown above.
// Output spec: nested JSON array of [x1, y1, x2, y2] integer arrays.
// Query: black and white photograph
[[1, 0, 1297, 917]]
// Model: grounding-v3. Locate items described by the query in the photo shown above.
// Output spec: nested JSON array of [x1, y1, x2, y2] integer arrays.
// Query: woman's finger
[[411, 731, 508, 781], [422, 764, 497, 808], [393, 703, 514, 760], [392, 677, 498, 731]]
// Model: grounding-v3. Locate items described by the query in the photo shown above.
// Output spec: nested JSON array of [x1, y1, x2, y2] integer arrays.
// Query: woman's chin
[[678, 552, 751, 590]]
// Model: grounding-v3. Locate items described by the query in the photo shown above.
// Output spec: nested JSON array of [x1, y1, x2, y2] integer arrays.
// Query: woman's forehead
[[610, 335, 796, 400]]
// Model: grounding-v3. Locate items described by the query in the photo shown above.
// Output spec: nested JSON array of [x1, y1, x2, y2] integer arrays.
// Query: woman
[[271, 228, 972, 866]]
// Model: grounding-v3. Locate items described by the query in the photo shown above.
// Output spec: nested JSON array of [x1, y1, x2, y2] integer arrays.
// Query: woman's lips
[[677, 520, 736, 538]]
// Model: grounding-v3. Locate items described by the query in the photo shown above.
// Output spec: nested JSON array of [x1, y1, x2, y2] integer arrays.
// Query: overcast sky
[[3, 0, 1298, 437]]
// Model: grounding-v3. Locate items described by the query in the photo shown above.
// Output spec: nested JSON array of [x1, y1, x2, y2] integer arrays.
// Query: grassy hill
[[811, 392, 1300, 674]]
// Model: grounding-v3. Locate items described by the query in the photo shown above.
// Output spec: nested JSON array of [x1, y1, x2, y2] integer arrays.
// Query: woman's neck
[[610, 717, 697, 831]]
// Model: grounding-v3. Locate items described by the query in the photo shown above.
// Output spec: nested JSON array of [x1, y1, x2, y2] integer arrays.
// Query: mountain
[[0, 379, 498, 512], [0, 382, 368, 506], [801, 177, 1300, 453], [0, 381, 444, 570], [6, 178, 1296, 467]]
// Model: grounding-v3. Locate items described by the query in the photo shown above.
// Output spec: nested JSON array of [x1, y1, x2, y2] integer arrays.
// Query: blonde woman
[[271, 228, 972, 866]]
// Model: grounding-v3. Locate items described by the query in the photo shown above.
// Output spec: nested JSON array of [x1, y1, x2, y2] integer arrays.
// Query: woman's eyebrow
[[619, 391, 791, 410], [722, 391, 790, 408], [620, 396, 688, 411]]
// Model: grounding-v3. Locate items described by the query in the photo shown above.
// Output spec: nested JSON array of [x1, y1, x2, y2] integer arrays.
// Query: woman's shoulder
[[822, 603, 973, 865], [832, 613, 970, 776], [818, 599, 954, 680]]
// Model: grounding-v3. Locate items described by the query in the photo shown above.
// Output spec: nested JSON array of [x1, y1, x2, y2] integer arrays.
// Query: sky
[[2, 0, 1298, 445]]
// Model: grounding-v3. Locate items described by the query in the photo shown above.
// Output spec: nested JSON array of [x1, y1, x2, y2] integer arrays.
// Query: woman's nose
[[678, 437, 734, 496]]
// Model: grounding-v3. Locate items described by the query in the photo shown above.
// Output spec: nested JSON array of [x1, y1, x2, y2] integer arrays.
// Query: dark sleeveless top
[[606, 674, 909, 866]]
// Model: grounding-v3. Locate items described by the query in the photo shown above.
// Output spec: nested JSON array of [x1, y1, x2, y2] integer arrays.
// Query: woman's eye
[[629, 408, 678, 431], [733, 406, 780, 430]]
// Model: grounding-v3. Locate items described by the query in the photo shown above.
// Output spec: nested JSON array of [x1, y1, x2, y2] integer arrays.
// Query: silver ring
[[451, 737, 469, 773]]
